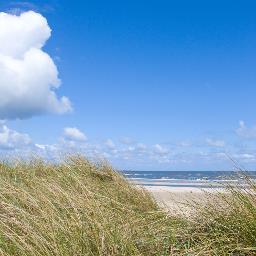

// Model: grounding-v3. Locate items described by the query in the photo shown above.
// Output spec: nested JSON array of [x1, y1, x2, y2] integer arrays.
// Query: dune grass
[[176, 174, 256, 255], [0, 156, 182, 256], [0, 156, 255, 255]]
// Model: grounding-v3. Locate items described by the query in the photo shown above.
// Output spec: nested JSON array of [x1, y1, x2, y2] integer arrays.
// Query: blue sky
[[0, 0, 256, 171]]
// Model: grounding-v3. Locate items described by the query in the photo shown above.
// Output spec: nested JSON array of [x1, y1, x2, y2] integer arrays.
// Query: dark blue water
[[121, 170, 256, 188]]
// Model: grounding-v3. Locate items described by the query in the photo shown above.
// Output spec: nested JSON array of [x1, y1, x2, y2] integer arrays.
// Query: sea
[[121, 170, 256, 189]]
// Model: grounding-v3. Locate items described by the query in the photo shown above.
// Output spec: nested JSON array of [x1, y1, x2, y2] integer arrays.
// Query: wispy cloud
[[119, 137, 134, 145], [0, 122, 31, 150], [153, 144, 170, 156], [1, 120, 256, 170], [63, 127, 87, 142], [206, 138, 225, 147], [104, 139, 115, 150], [7, 2, 55, 15], [236, 121, 256, 139]]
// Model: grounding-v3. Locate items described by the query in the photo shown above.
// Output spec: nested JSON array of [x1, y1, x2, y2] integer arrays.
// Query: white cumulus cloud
[[0, 123, 32, 149], [63, 127, 87, 142], [0, 11, 72, 119]]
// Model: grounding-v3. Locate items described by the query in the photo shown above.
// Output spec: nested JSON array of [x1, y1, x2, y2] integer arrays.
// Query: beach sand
[[146, 186, 222, 216]]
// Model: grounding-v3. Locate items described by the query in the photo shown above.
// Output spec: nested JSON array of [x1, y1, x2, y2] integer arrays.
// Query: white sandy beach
[[146, 186, 223, 216]]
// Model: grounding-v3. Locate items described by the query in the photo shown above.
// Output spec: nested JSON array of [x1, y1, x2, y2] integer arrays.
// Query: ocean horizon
[[121, 170, 256, 188]]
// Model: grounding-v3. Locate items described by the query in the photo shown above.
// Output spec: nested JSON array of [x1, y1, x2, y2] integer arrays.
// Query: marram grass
[[0, 156, 180, 256], [177, 174, 256, 256], [0, 156, 256, 255]]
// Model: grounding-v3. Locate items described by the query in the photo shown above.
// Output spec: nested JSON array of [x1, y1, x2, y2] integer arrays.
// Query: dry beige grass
[[174, 175, 256, 255], [0, 156, 255, 255], [0, 156, 180, 256]]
